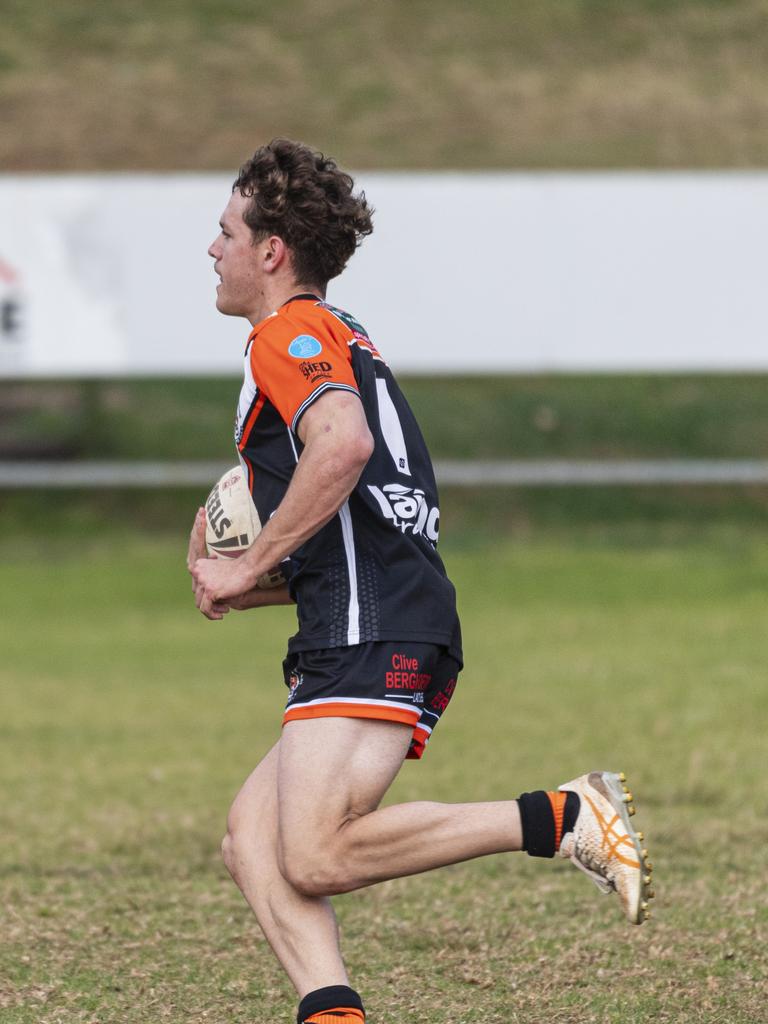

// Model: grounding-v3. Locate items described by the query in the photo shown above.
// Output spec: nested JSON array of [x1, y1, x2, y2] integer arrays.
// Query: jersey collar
[[247, 293, 323, 343], [280, 292, 323, 306]]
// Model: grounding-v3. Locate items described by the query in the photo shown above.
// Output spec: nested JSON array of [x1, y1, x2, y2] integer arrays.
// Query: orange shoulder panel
[[248, 303, 359, 431]]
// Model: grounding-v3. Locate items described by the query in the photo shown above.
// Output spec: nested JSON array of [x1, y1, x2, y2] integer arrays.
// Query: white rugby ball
[[204, 465, 285, 589]]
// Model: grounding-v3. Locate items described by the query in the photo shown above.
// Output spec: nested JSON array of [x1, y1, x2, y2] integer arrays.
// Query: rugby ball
[[204, 465, 285, 589]]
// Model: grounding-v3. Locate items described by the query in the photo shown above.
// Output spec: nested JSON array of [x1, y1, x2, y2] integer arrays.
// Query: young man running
[[189, 139, 654, 1024]]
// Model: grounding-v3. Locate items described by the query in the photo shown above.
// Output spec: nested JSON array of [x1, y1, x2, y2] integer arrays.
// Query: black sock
[[297, 985, 365, 1023], [517, 790, 580, 858], [562, 791, 580, 835]]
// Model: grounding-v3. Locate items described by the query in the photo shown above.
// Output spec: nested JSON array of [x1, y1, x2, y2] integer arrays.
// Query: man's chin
[[215, 293, 241, 317]]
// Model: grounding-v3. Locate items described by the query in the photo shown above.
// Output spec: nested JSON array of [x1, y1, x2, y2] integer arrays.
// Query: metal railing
[[2, 459, 768, 487]]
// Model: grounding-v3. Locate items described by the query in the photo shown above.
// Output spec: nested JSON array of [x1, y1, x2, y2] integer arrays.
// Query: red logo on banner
[[0, 256, 23, 345]]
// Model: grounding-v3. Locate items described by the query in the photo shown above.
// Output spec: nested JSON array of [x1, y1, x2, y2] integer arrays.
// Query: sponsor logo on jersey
[[288, 334, 322, 358], [299, 359, 333, 383], [385, 652, 432, 691], [367, 483, 440, 545], [430, 677, 456, 712]]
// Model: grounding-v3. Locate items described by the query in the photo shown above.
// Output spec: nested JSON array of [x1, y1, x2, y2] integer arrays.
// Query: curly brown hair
[[233, 139, 374, 285]]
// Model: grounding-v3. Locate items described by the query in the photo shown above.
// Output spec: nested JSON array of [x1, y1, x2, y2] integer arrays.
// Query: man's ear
[[263, 235, 288, 275]]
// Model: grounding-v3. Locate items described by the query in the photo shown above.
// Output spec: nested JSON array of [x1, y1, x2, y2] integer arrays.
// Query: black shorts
[[282, 641, 462, 759]]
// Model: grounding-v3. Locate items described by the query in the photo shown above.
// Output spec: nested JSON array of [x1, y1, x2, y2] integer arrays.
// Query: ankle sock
[[297, 985, 365, 1024], [518, 789, 580, 858]]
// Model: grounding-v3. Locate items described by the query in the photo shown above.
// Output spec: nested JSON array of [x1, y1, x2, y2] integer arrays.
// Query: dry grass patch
[[2, 1, 768, 170]]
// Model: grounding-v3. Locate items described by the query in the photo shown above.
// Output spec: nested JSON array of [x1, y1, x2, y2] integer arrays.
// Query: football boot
[[558, 770, 654, 924]]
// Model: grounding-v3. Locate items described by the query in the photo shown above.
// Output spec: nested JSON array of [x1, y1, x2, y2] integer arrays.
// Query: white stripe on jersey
[[338, 501, 360, 645], [235, 345, 258, 445], [286, 426, 299, 463], [375, 376, 411, 477]]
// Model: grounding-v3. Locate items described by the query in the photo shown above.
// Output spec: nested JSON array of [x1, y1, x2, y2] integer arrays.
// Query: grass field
[[5, 375, 768, 462], [1, 518, 767, 1023], [3, 0, 768, 170]]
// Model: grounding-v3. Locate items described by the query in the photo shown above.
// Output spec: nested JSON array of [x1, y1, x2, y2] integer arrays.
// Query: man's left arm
[[192, 390, 373, 614]]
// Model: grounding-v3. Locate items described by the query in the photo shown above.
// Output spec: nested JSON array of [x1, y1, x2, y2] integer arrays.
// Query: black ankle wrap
[[518, 790, 557, 858], [297, 985, 364, 1023]]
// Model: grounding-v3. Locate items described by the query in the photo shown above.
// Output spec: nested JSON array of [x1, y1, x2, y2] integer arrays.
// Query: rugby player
[[189, 139, 653, 1024]]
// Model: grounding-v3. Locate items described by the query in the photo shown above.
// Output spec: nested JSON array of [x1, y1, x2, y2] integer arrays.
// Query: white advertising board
[[0, 173, 766, 376]]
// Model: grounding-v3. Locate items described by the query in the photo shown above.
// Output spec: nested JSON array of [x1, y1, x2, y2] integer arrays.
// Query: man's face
[[208, 191, 265, 320]]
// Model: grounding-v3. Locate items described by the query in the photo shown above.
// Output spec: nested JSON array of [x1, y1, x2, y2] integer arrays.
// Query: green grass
[[3, 0, 768, 170], [5, 374, 768, 462], [1, 521, 767, 1022]]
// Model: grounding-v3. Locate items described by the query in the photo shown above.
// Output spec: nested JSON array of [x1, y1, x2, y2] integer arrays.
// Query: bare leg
[[225, 717, 642, 1000], [276, 718, 523, 898], [225, 720, 523, 996], [221, 742, 350, 997]]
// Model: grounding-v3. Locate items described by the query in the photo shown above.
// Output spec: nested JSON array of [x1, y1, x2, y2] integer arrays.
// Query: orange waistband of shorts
[[283, 701, 420, 728]]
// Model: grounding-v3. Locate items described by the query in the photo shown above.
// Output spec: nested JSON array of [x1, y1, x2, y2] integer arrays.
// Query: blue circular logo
[[288, 335, 323, 359]]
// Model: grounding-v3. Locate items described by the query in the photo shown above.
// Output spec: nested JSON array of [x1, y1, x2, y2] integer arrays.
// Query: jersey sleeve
[[249, 313, 360, 433]]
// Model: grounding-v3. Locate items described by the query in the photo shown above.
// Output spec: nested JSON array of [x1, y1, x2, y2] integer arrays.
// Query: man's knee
[[221, 829, 240, 879], [280, 853, 343, 898], [278, 835, 350, 898], [221, 818, 268, 884]]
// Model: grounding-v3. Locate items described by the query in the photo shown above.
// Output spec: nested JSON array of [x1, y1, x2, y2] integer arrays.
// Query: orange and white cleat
[[558, 771, 654, 925]]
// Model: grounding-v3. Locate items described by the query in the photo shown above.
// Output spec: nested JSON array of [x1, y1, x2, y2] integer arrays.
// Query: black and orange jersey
[[235, 294, 462, 662]]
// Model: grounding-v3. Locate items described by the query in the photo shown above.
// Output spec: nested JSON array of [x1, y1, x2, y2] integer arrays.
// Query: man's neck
[[248, 281, 326, 326]]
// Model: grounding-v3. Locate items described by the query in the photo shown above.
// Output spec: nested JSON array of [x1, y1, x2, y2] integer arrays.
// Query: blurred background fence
[[1, 171, 767, 488], [3, 0, 768, 499]]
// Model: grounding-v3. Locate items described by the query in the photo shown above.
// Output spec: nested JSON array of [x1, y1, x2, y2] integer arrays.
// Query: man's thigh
[[226, 740, 281, 847], [277, 717, 412, 845]]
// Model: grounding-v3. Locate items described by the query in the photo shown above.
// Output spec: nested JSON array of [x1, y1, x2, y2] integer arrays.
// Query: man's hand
[[187, 507, 295, 619], [187, 508, 234, 620], [192, 554, 256, 618], [186, 507, 207, 575]]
